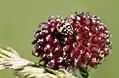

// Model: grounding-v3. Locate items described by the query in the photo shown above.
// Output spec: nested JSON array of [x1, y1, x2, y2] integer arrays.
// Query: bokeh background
[[0, 0, 118, 78]]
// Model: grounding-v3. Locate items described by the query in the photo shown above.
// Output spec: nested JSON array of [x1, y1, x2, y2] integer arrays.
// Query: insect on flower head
[[56, 20, 74, 35]]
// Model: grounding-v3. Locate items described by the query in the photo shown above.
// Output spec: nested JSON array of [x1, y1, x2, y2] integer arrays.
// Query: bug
[[57, 20, 74, 35]]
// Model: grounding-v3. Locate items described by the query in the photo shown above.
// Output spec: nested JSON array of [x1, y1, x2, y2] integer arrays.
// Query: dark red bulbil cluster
[[32, 12, 112, 69]]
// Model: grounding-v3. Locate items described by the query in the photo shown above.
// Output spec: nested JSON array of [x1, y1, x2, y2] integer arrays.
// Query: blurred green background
[[0, 0, 118, 78]]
